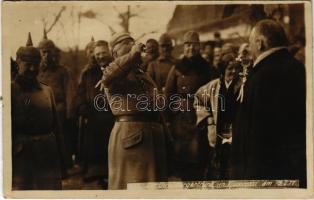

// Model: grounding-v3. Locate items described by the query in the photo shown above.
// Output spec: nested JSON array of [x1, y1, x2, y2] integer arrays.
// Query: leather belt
[[115, 115, 160, 122]]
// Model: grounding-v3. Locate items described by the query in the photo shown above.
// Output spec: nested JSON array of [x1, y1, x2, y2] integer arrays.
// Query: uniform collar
[[253, 46, 287, 67]]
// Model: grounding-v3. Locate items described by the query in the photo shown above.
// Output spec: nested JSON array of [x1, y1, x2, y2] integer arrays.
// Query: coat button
[[182, 86, 186, 90], [182, 75, 185, 78]]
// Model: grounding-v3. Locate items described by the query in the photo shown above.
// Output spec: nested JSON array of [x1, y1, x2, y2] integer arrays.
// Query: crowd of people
[[11, 19, 306, 190]]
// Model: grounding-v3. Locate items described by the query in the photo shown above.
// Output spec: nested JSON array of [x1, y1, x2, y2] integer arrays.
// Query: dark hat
[[37, 28, 56, 50], [183, 31, 200, 43], [159, 33, 172, 46], [16, 32, 41, 63], [145, 39, 159, 53], [110, 32, 133, 49]]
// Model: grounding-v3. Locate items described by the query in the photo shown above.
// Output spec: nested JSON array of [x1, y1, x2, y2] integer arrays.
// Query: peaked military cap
[[16, 32, 41, 63], [85, 36, 95, 51], [37, 28, 56, 50], [110, 32, 133, 49], [159, 33, 172, 46]]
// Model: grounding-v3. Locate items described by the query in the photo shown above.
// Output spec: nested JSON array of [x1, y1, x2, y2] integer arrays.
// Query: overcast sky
[[3, 1, 176, 57]]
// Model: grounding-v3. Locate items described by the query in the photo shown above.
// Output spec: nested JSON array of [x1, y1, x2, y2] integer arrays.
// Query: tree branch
[[46, 6, 66, 34]]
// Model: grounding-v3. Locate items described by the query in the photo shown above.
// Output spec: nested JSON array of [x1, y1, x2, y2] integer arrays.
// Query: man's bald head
[[249, 19, 288, 60]]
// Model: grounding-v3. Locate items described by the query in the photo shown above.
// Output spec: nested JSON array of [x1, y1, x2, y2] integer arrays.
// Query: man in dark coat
[[11, 33, 66, 190], [82, 36, 97, 75], [201, 40, 215, 66], [74, 40, 114, 187], [37, 30, 72, 124], [147, 33, 176, 93], [37, 30, 73, 169], [165, 31, 212, 181], [202, 40, 219, 80], [140, 38, 159, 71], [232, 19, 306, 188], [96, 32, 168, 189]]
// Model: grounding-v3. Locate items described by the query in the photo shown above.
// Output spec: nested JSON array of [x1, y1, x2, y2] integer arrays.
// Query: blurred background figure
[[37, 29, 74, 173], [140, 38, 159, 71], [82, 36, 97, 73], [165, 31, 212, 181], [85, 36, 95, 60], [201, 40, 218, 80], [212, 46, 222, 79], [201, 40, 215, 66], [12, 33, 66, 190], [221, 43, 239, 58], [214, 31, 223, 48], [195, 53, 241, 180], [73, 40, 114, 189], [147, 33, 175, 93]]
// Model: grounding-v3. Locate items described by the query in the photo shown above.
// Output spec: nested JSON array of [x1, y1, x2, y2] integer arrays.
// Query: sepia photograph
[[1, 0, 313, 198]]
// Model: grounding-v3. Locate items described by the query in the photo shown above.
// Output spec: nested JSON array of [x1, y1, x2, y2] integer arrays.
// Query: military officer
[[11, 33, 67, 189], [37, 30, 73, 168], [37, 29, 72, 124], [140, 38, 159, 71], [96, 32, 168, 190], [165, 31, 212, 181], [147, 33, 176, 93], [86, 36, 95, 60]]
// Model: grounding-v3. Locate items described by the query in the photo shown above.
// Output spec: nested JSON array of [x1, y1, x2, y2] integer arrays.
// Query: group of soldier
[[11, 18, 306, 190]]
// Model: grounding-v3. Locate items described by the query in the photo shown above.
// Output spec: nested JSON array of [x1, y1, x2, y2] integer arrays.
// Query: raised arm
[[100, 44, 144, 87]]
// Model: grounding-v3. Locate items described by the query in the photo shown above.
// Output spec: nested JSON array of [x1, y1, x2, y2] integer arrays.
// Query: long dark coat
[[147, 56, 176, 92], [38, 64, 72, 121], [232, 49, 306, 187], [38, 64, 73, 167], [165, 55, 212, 180], [74, 62, 114, 180], [11, 79, 67, 190]]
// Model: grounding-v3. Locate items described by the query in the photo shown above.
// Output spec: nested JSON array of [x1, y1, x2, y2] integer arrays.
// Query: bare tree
[[115, 5, 138, 33], [42, 6, 67, 34]]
